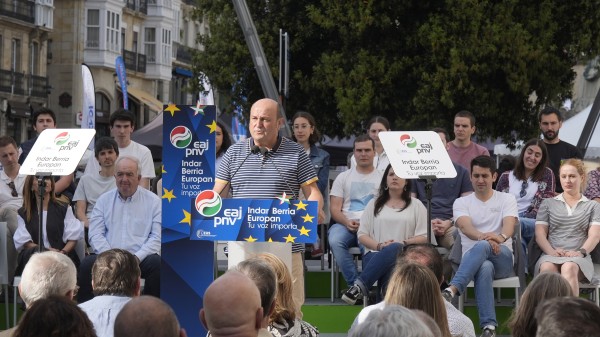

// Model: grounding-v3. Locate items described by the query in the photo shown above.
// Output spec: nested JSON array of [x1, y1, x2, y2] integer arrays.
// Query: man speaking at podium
[[213, 98, 324, 317]]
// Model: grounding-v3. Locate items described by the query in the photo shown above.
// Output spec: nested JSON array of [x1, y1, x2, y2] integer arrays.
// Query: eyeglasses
[[73, 285, 80, 297], [7, 181, 17, 197], [519, 180, 529, 198]]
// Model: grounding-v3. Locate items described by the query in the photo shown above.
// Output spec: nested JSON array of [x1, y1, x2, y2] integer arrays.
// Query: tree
[[193, 0, 600, 142]]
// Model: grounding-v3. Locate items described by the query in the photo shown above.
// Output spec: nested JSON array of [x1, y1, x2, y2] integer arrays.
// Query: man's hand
[[487, 239, 501, 255], [480, 232, 504, 244], [432, 219, 452, 236], [346, 219, 360, 232]]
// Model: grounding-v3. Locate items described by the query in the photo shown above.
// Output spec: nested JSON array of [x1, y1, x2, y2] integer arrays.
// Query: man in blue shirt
[[77, 156, 161, 303]]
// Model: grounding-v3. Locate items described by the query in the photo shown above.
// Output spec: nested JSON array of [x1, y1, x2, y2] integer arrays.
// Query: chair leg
[[3, 285, 9, 329], [330, 254, 336, 302], [458, 294, 464, 312]]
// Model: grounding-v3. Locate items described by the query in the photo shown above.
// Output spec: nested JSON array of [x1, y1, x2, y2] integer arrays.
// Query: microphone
[[216, 144, 260, 196], [259, 147, 299, 200]]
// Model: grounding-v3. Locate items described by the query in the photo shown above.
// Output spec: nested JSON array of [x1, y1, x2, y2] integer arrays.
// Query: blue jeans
[[450, 240, 513, 328], [519, 215, 535, 266], [329, 223, 360, 284], [355, 242, 402, 301]]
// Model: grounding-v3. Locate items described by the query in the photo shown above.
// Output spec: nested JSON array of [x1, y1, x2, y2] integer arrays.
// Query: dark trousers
[[77, 253, 161, 303]]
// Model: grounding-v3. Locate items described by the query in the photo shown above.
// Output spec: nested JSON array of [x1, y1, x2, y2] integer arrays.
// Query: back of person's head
[[32, 107, 57, 125], [397, 244, 444, 284], [508, 272, 572, 337], [470, 155, 496, 174], [384, 263, 451, 337], [115, 296, 184, 337], [19, 251, 77, 307], [200, 270, 262, 337], [110, 108, 136, 128], [535, 296, 600, 337], [255, 253, 295, 322], [234, 257, 277, 319], [349, 305, 435, 337], [13, 295, 96, 337], [94, 136, 120, 158], [92, 249, 141, 297]]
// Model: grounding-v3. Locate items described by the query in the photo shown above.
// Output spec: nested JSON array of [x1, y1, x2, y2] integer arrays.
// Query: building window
[[95, 92, 111, 136], [145, 27, 156, 63], [106, 11, 120, 52], [11, 39, 21, 71], [161, 28, 171, 64], [121, 27, 126, 53], [30, 42, 39, 75], [86, 9, 100, 48], [133, 31, 138, 53]]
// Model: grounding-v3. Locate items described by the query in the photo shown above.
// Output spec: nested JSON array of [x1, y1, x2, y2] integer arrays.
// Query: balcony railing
[[0, 0, 34, 24], [125, 0, 147, 14], [176, 44, 193, 64], [123, 50, 147, 73], [0, 69, 47, 97]]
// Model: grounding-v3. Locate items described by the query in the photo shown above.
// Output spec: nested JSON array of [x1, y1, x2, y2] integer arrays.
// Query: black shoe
[[480, 327, 496, 337], [442, 289, 454, 303], [341, 285, 363, 305]]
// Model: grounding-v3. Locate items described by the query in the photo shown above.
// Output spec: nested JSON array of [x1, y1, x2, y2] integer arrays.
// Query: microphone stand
[[418, 175, 437, 244], [35, 172, 52, 253]]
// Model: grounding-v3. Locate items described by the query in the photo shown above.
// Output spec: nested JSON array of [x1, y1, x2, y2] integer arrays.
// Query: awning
[[126, 87, 164, 113], [8, 101, 31, 119], [174, 67, 193, 77]]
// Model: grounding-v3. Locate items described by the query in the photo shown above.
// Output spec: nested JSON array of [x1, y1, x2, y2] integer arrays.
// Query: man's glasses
[[519, 181, 529, 198], [7, 181, 17, 197]]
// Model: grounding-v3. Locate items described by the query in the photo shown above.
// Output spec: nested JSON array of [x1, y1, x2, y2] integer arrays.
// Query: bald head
[[200, 271, 262, 337], [115, 296, 184, 337], [249, 98, 282, 148]]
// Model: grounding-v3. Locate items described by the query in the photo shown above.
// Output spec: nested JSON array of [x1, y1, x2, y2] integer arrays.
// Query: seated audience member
[[343, 164, 428, 305], [256, 253, 319, 337], [584, 163, 600, 202], [534, 158, 600, 295], [329, 135, 382, 292], [83, 109, 155, 189], [353, 263, 451, 337], [215, 121, 232, 171], [349, 116, 391, 172], [74, 137, 119, 231], [496, 139, 555, 252], [78, 156, 161, 302], [13, 295, 97, 337], [534, 296, 600, 337], [79, 249, 141, 337], [200, 271, 263, 337], [508, 272, 572, 337], [14, 175, 83, 274], [0, 135, 26, 283], [349, 305, 436, 337], [115, 296, 187, 337], [0, 251, 78, 337]]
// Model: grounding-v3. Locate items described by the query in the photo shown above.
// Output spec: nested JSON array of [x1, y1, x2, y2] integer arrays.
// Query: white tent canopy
[[559, 104, 600, 158]]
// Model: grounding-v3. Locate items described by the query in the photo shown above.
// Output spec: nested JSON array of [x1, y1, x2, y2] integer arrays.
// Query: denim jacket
[[309, 144, 330, 224]]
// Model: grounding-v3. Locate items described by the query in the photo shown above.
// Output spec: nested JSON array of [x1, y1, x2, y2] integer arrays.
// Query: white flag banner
[[81, 64, 95, 149]]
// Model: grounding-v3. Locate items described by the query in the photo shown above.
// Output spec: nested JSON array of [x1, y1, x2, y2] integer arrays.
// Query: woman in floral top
[[496, 139, 555, 249]]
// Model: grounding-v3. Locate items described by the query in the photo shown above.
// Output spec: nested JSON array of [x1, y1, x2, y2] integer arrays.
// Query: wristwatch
[[499, 233, 508, 242], [578, 248, 588, 258]]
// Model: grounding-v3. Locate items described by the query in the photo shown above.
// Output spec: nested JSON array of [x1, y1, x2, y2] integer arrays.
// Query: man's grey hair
[[19, 251, 77, 306], [233, 257, 277, 318], [115, 155, 141, 176], [349, 305, 434, 337]]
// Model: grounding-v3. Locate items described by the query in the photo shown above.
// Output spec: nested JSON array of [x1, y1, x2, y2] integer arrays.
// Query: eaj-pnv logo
[[400, 134, 417, 148], [195, 190, 222, 217], [54, 132, 70, 146], [170, 126, 193, 149]]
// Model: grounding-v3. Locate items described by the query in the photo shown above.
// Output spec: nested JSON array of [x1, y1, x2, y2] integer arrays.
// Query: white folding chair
[[580, 263, 600, 306]]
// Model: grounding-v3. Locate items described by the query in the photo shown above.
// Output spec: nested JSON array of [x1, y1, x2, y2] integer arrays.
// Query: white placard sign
[[379, 131, 457, 179], [20, 129, 96, 176]]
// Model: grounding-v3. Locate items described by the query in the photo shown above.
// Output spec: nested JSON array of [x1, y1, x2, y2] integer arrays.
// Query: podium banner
[[191, 193, 318, 243]]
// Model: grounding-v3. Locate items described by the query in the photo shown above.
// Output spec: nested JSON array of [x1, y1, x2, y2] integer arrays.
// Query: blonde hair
[[384, 263, 451, 337], [255, 253, 295, 323], [560, 158, 587, 191]]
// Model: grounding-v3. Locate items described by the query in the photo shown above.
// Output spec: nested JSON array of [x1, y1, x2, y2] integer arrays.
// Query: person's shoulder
[[130, 140, 151, 153], [474, 142, 489, 153]]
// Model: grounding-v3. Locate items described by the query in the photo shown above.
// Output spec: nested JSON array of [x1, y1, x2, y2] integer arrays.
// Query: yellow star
[[298, 226, 311, 236], [165, 103, 180, 116], [180, 209, 191, 226], [301, 213, 315, 223], [284, 234, 296, 243], [277, 192, 290, 205], [268, 237, 273, 242], [162, 188, 176, 202], [206, 120, 217, 133], [161, 165, 166, 174], [294, 200, 308, 210], [244, 235, 258, 242]]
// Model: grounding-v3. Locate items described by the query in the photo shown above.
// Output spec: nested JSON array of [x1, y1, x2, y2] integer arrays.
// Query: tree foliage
[[192, 0, 600, 142]]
